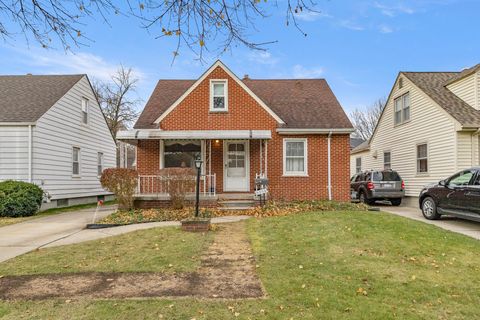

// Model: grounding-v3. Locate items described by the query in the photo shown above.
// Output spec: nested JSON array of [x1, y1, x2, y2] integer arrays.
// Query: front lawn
[[1, 210, 480, 319]]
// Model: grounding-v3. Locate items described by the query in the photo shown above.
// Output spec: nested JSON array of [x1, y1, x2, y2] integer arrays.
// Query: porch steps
[[218, 200, 256, 211]]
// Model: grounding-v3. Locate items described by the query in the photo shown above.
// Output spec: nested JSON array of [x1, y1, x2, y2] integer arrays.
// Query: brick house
[[117, 61, 353, 207]]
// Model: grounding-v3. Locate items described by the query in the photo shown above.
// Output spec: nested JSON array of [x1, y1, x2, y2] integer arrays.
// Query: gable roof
[[0, 74, 84, 123], [350, 137, 365, 150], [445, 63, 480, 86], [402, 72, 480, 128], [351, 140, 370, 154], [135, 67, 352, 130]]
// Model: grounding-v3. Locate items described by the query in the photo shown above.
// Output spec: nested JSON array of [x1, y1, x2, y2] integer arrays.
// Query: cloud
[[294, 10, 332, 22], [247, 51, 280, 66], [379, 25, 393, 33], [292, 65, 324, 79], [12, 47, 145, 82], [339, 20, 365, 31], [373, 2, 415, 17]]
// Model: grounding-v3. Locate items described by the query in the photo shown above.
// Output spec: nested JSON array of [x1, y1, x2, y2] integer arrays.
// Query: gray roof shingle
[[0, 74, 84, 123]]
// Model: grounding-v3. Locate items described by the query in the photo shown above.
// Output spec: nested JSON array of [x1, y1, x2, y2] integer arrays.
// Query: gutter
[[276, 128, 354, 135], [327, 131, 332, 201]]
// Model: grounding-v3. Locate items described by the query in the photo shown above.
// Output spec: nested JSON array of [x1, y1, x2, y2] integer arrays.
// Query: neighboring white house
[[351, 63, 480, 206], [0, 74, 117, 209]]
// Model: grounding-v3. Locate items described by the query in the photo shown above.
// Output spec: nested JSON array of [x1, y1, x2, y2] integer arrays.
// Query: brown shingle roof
[[402, 72, 480, 128], [134, 78, 353, 129], [0, 74, 84, 123], [444, 63, 480, 86]]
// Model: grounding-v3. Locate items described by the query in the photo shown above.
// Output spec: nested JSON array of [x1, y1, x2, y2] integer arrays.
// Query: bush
[[159, 167, 196, 209], [0, 180, 43, 217], [100, 168, 138, 210]]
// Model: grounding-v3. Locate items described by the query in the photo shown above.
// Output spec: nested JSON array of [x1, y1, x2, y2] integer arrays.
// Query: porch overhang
[[117, 129, 272, 144]]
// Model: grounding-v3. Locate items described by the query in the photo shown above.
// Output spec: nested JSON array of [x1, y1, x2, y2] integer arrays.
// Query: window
[[210, 80, 227, 111], [72, 147, 80, 175], [383, 151, 391, 170], [356, 157, 362, 173], [394, 93, 410, 125], [97, 152, 104, 176], [398, 77, 403, 89], [416, 144, 428, 173], [283, 139, 307, 176], [81, 98, 89, 124], [449, 170, 474, 187], [163, 140, 201, 169]]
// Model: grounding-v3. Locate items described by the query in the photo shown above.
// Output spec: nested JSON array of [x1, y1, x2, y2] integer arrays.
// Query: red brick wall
[[135, 66, 351, 201]]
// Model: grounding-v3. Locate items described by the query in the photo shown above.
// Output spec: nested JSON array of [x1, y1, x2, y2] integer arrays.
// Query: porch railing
[[137, 174, 216, 197]]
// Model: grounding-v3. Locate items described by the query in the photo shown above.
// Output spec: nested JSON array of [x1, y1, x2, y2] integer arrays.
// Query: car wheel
[[359, 191, 373, 205], [390, 198, 402, 206], [421, 197, 440, 220]]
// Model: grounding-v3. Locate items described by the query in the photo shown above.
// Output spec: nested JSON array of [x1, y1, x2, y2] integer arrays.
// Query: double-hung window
[[81, 98, 89, 124], [97, 152, 104, 176], [283, 138, 307, 176], [210, 80, 227, 111], [356, 157, 362, 173], [72, 147, 81, 176], [417, 144, 428, 173], [394, 93, 410, 125], [383, 151, 391, 170]]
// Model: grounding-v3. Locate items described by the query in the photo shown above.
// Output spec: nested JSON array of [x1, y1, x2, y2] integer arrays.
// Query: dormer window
[[210, 80, 228, 112]]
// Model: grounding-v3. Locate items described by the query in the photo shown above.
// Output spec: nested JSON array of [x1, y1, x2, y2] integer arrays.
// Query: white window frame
[[209, 79, 228, 112], [356, 157, 362, 173], [283, 138, 308, 177], [72, 147, 81, 177], [97, 152, 104, 177], [383, 151, 391, 170], [394, 92, 410, 125], [416, 143, 428, 174], [81, 98, 89, 124]]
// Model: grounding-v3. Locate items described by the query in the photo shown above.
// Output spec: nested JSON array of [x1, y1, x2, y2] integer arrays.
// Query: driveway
[[0, 205, 115, 263], [378, 204, 480, 240]]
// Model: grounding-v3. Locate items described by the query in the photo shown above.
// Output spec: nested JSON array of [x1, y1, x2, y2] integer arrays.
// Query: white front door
[[224, 141, 249, 192]]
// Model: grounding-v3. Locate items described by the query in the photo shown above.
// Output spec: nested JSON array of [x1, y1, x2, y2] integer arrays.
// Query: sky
[[0, 0, 479, 115]]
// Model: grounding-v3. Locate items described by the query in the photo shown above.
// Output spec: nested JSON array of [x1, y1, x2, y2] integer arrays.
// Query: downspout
[[28, 124, 32, 183], [327, 131, 332, 201]]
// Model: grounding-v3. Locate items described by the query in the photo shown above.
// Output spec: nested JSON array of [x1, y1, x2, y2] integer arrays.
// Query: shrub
[[159, 167, 196, 209], [100, 168, 138, 210], [0, 180, 43, 217]]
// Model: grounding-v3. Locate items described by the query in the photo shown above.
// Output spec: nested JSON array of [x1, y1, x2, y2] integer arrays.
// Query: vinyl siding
[[351, 75, 458, 197], [0, 125, 30, 181], [350, 151, 369, 176], [446, 72, 478, 110], [32, 76, 116, 200]]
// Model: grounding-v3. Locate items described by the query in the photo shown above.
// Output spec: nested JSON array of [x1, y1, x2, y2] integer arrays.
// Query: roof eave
[[276, 128, 354, 134]]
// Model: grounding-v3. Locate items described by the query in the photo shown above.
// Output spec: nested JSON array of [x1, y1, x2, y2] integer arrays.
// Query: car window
[[350, 175, 357, 182], [372, 171, 401, 181], [449, 170, 474, 186], [472, 172, 480, 186], [356, 174, 363, 182]]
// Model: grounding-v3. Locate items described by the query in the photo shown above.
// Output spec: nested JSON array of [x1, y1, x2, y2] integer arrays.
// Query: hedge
[[0, 180, 43, 217]]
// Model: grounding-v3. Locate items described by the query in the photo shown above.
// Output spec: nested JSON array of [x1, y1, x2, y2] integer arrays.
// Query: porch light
[[215, 139, 220, 145], [194, 157, 203, 217]]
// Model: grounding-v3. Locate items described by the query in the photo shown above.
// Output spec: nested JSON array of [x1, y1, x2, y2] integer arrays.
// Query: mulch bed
[[0, 223, 264, 300]]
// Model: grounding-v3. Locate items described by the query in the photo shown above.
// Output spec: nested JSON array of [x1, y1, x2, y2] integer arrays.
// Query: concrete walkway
[[0, 206, 250, 263], [0, 205, 116, 263], [378, 204, 480, 240]]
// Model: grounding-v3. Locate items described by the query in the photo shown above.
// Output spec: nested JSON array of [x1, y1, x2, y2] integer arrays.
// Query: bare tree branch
[[349, 98, 386, 141]]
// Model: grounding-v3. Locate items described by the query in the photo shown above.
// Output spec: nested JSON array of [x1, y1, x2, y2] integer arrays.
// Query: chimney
[[243, 74, 249, 80]]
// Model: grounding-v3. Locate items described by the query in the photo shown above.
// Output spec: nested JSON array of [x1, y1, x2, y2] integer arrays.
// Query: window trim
[[97, 152, 104, 177], [283, 138, 308, 177], [393, 92, 410, 126], [72, 146, 81, 177], [81, 98, 89, 125], [383, 151, 391, 170], [355, 157, 362, 173], [209, 79, 228, 112], [416, 143, 429, 174]]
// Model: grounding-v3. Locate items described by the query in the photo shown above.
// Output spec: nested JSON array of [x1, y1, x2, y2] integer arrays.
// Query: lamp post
[[194, 158, 203, 218]]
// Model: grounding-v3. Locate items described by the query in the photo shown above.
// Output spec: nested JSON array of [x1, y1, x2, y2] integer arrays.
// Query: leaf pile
[[99, 200, 369, 225]]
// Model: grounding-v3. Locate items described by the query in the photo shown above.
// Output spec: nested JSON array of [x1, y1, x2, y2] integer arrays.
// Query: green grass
[[0, 200, 116, 227], [0, 226, 213, 275], [1, 211, 480, 319]]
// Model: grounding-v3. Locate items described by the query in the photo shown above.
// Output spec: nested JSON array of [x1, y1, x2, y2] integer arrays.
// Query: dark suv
[[351, 170, 405, 206], [419, 168, 480, 222]]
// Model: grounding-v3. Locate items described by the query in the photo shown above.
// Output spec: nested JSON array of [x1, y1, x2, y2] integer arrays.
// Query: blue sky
[[0, 0, 479, 114]]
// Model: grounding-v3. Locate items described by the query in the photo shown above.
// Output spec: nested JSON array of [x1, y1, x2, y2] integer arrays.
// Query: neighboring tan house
[[0, 74, 117, 209], [117, 60, 353, 207], [351, 63, 480, 206]]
